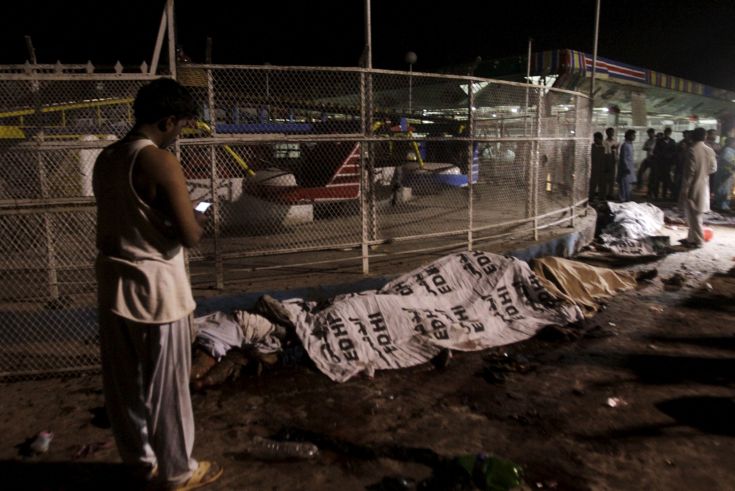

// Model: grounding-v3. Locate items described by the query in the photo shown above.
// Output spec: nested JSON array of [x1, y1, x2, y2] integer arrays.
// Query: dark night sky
[[2, 0, 735, 90]]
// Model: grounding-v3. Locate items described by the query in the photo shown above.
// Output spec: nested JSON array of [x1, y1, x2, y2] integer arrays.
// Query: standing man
[[617, 129, 637, 202], [651, 127, 677, 199], [672, 130, 693, 201], [637, 128, 656, 192], [93, 78, 223, 489], [589, 131, 606, 200], [713, 137, 735, 210], [602, 127, 619, 199], [705, 129, 722, 200], [705, 129, 722, 153], [679, 127, 717, 248]]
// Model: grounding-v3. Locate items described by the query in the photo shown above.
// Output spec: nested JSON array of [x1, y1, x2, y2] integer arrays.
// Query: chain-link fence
[[0, 63, 590, 379]]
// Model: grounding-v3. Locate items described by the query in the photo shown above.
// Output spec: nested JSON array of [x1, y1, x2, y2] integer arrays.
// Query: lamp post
[[591, 0, 601, 104], [405, 51, 417, 115]]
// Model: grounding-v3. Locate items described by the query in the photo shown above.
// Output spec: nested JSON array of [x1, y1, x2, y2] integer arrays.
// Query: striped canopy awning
[[533, 49, 720, 98]]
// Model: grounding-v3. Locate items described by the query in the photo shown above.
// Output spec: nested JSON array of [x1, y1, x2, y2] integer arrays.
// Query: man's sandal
[[174, 461, 224, 490]]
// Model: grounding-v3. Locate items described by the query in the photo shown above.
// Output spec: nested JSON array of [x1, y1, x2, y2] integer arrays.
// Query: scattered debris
[[648, 305, 664, 313], [662, 273, 687, 289], [480, 351, 536, 384], [606, 397, 628, 408], [30, 431, 53, 454], [535, 480, 559, 489], [246, 435, 319, 460], [72, 438, 114, 460], [16, 431, 54, 458]]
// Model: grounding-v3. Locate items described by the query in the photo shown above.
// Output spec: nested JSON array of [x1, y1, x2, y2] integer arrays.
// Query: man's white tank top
[[93, 138, 195, 323]]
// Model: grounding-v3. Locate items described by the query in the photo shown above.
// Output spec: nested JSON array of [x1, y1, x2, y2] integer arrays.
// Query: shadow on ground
[[583, 395, 735, 442], [626, 354, 735, 385], [0, 462, 148, 491]]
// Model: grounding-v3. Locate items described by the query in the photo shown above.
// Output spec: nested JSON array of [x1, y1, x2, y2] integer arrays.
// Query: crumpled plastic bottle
[[247, 435, 319, 460]]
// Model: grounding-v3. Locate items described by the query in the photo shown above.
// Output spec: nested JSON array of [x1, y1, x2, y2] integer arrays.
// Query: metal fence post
[[467, 76, 474, 251], [367, 73, 377, 250], [359, 70, 370, 274], [207, 67, 224, 289], [166, 0, 177, 79], [525, 90, 535, 224], [570, 94, 579, 228], [37, 137, 59, 299], [29, 66, 60, 300], [533, 87, 543, 240]]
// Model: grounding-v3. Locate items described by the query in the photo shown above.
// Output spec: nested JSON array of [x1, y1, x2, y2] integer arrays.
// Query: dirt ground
[[2, 211, 734, 491]]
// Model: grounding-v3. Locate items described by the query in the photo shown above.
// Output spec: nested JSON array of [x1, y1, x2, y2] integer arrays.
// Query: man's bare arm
[[137, 147, 204, 248]]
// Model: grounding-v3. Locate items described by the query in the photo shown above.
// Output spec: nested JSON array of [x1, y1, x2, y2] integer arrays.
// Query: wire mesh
[[0, 65, 590, 379]]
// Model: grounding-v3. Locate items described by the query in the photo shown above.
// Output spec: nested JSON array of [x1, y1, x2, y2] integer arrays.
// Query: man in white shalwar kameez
[[679, 127, 717, 248]]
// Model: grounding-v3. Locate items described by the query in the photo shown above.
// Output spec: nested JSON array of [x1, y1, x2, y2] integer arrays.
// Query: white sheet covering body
[[280, 251, 583, 382]]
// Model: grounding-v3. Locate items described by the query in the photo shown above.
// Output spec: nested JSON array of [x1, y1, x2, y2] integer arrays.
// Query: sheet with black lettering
[[279, 251, 583, 382]]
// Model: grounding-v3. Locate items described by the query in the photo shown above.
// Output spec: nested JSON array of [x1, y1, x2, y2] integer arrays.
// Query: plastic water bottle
[[247, 436, 319, 460]]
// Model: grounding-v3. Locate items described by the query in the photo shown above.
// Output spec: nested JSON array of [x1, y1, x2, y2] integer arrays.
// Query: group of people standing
[[589, 128, 636, 201], [589, 126, 641, 203], [590, 126, 734, 211], [589, 124, 732, 248]]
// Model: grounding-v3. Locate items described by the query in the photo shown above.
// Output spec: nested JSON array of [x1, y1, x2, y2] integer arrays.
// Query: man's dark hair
[[664, 127, 672, 135], [691, 127, 706, 142], [625, 129, 636, 140], [593, 131, 603, 140], [605, 127, 614, 136], [133, 78, 199, 125], [647, 127, 655, 134]]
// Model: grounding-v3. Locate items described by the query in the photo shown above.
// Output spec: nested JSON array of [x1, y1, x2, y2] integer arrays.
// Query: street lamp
[[405, 51, 417, 115]]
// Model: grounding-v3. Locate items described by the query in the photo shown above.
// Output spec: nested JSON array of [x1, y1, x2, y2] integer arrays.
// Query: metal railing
[[0, 63, 590, 379]]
